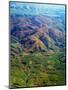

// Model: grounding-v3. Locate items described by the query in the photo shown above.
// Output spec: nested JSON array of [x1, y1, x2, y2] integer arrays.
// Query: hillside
[[9, 2, 66, 88]]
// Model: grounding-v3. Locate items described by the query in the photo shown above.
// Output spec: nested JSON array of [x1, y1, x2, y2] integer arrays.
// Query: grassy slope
[[10, 51, 65, 88]]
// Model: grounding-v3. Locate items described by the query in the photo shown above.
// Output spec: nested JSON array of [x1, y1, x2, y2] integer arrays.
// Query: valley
[[9, 2, 66, 88]]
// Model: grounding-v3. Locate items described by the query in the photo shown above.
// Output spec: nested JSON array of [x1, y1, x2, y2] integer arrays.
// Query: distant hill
[[10, 14, 65, 53]]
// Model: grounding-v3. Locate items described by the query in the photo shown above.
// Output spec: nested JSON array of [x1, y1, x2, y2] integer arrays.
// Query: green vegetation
[[10, 3, 66, 88], [10, 51, 66, 88]]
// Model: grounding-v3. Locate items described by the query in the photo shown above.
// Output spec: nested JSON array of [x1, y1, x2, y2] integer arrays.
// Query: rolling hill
[[9, 2, 66, 88]]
